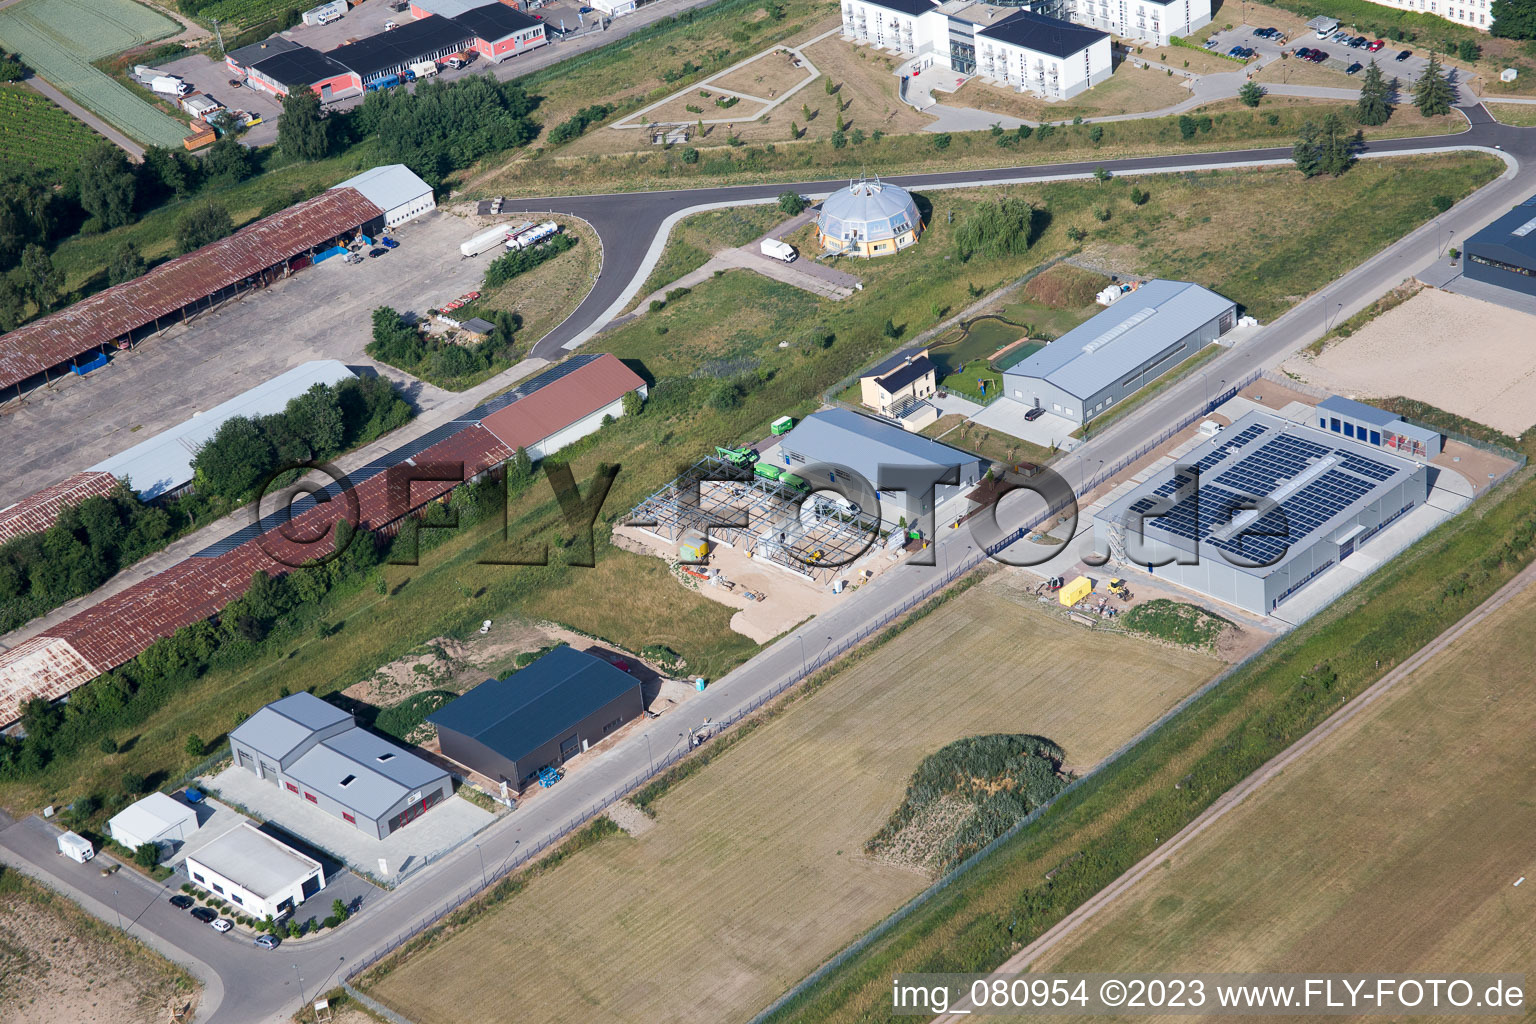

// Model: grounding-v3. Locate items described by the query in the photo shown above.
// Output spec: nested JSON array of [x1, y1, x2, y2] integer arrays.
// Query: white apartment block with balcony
[[841, 0, 1112, 100], [1350, 0, 1492, 30], [1067, 0, 1212, 46]]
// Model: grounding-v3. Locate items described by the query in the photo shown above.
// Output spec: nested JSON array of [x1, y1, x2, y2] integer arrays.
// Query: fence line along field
[[1029, 577, 1536, 1013], [363, 572, 1220, 1024], [0, 84, 108, 179], [0, 0, 185, 148]]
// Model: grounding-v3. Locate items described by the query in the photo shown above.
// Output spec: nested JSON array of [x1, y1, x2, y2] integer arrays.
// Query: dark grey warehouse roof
[[1004, 280, 1234, 399], [326, 16, 472, 79], [862, 0, 941, 16], [980, 9, 1108, 58], [1465, 194, 1536, 269], [227, 35, 302, 68], [427, 647, 639, 761], [451, 2, 542, 40], [251, 45, 352, 87]]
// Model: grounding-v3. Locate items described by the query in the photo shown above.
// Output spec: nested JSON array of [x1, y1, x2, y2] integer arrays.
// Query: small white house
[[184, 823, 325, 920], [108, 792, 199, 853]]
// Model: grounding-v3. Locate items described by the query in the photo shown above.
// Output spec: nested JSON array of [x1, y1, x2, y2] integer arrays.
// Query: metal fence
[[344, 369, 1268, 993]]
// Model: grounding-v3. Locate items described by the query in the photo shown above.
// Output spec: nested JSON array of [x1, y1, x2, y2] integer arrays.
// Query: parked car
[[1367, 38, 1386, 51], [1228, 45, 1245, 56], [1024, 406, 1046, 421], [1308, 49, 1328, 62], [1242, 46, 1256, 57], [255, 934, 280, 950], [384, 19, 397, 30], [1346, 62, 1363, 74], [579, 4, 593, 11], [169, 894, 194, 910], [210, 918, 233, 933], [190, 907, 217, 923], [1396, 49, 1413, 61], [228, 78, 242, 88], [1352, 36, 1368, 47], [381, 236, 399, 249], [1295, 47, 1312, 58], [368, 247, 386, 258]]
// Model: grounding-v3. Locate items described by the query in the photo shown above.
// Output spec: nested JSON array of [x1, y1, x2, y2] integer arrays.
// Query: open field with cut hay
[[1285, 288, 1536, 435], [0, 0, 185, 146], [1030, 578, 1536, 1011], [363, 573, 1218, 1024]]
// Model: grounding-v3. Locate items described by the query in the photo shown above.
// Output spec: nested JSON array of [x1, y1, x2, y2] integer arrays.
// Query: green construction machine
[[715, 445, 758, 468]]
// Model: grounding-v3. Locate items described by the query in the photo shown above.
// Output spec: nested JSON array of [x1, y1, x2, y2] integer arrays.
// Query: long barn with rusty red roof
[[0, 355, 646, 726]]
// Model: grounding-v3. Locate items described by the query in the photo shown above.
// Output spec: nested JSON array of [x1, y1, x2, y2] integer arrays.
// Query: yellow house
[[859, 350, 937, 416], [817, 178, 924, 258]]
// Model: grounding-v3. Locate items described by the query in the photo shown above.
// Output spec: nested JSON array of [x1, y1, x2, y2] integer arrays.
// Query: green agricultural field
[[0, 83, 107, 179], [0, 0, 185, 147]]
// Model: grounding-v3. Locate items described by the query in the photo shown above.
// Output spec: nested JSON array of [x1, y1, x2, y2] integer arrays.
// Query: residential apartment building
[[1351, 0, 1492, 30], [1066, 0, 1213, 46]]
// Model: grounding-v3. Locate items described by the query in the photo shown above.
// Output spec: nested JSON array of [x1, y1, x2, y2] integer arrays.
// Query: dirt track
[[933, 554, 1536, 1022]]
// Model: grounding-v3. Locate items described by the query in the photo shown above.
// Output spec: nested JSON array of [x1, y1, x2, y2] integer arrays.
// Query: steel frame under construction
[[628, 454, 885, 584]]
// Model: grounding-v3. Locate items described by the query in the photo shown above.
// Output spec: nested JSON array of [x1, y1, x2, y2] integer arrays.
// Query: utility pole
[[212, 17, 225, 55]]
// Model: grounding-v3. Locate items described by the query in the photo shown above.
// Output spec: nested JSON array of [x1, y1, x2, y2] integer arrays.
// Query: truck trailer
[[460, 224, 514, 257], [506, 221, 561, 250], [150, 76, 192, 97]]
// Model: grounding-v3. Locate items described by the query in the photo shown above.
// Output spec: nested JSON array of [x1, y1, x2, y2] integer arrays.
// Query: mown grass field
[[362, 575, 1219, 1024], [0, 0, 185, 146], [0, 83, 106, 179], [625, 204, 787, 311], [1033, 577, 1536, 1004]]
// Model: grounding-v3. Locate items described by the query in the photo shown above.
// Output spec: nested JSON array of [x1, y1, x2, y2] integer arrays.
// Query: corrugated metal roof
[[0, 190, 381, 391], [326, 17, 472, 79], [0, 636, 100, 727], [288, 726, 447, 819], [90, 360, 356, 499], [0, 472, 120, 545], [1465, 194, 1536, 267], [778, 408, 981, 480], [331, 165, 433, 214], [1318, 394, 1397, 428], [1003, 280, 1234, 399], [479, 353, 645, 451], [427, 646, 639, 761], [187, 823, 321, 898], [230, 692, 351, 762]]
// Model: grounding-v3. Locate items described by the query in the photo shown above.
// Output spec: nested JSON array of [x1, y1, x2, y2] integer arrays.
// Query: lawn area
[[1252, 55, 1358, 88], [361, 574, 1219, 1024], [624, 204, 788, 312], [950, 63, 1194, 122], [473, 92, 1467, 198], [922, 415, 1054, 467], [1487, 101, 1536, 127], [0, 0, 186, 147], [1033, 575, 1536, 996], [0, 865, 199, 1021], [0, 83, 108, 180]]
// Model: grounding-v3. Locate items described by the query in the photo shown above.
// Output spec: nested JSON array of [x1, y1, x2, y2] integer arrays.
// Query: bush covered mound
[[1120, 599, 1232, 649], [1020, 264, 1110, 309], [867, 734, 1071, 871]]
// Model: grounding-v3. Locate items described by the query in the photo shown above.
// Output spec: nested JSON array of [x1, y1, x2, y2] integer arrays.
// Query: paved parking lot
[[207, 764, 497, 885], [0, 208, 496, 507], [1204, 21, 1462, 95], [156, 51, 284, 146]]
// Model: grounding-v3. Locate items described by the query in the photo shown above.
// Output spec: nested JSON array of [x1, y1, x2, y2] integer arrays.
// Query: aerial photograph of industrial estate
[[5, 0, 1536, 1017]]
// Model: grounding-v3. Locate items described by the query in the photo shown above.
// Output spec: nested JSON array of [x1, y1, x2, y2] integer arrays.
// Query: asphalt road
[[516, 100, 1520, 358], [2, 104, 1531, 1024]]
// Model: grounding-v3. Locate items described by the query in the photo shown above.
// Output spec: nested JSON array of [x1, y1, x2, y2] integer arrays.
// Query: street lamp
[[112, 888, 121, 931], [797, 634, 807, 677], [292, 963, 305, 1007], [644, 732, 654, 774], [475, 842, 487, 889]]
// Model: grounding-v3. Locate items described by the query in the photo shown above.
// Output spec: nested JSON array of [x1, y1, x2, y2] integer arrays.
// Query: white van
[[760, 239, 797, 263]]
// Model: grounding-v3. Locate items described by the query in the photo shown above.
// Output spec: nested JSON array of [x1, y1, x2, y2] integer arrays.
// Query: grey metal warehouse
[[228, 692, 451, 839], [427, 647, 643, 792], [1094, 409, 1429, 614], [1002, 280, 1236, 425], [1463, 193, 1536, 297], [767, 408, 986, 531]]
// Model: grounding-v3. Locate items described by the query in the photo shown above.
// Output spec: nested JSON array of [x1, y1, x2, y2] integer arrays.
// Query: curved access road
[[513, 99, 1524, 359]]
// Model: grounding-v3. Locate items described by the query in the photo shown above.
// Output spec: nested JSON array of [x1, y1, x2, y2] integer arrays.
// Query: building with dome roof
[[816, 179, 924, 258]]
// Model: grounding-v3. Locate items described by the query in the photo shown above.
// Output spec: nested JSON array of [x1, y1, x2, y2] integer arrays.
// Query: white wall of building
[[1067, 0, 1211, 45], [841, 0, 1115, 98], [383, 192, 437, 227], [185, 854, 324, 920], [527, 386, 647, 460]]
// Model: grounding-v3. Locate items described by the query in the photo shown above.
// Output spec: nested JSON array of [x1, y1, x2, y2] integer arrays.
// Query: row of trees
[[1298, 54, 1457, 178], [3, 520, 387, 780], [0, 484, 177, 633], [354, 76, 540, 186], [191, 375, 413, 503]]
